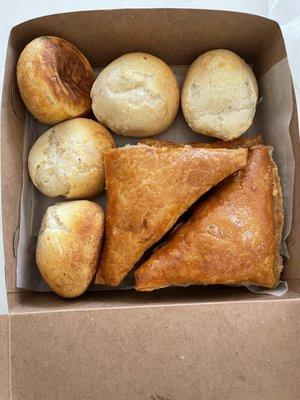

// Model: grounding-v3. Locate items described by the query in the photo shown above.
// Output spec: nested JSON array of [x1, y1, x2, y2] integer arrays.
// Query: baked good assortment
[[28, 118, 115, 199], [91, 53, 180, 137], [181, 49, 258, 140], [135, 147, 283, 291], [17, 36, 95, 124], [17, 37, 284, 298], [36, 201, 105, 298]]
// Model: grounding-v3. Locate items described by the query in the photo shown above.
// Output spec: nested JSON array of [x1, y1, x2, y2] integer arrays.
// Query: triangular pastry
[[140, 134, 262, 149], [135, 146, 283, 291], [95, 145, 248, 286]]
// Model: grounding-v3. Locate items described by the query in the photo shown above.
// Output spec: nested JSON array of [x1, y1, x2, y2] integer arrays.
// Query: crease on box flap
[[16, 59, 294, 293]]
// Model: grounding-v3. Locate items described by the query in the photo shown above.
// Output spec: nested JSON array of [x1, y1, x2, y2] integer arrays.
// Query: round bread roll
[[91, 52, 180, 137], [36, 201, 104, 298], [28, 118, 115, 199], [181, 49, 258, 140], [17, 36, 95, 124]]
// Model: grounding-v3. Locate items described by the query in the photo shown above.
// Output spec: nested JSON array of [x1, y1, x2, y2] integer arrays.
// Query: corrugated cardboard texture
[[0, 315, 9, 400], [10, 301, 300, 400], [3, 9, 300, 295]]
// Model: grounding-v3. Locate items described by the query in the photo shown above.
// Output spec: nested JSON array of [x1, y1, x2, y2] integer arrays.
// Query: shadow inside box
[[12, 284, 283, 315]]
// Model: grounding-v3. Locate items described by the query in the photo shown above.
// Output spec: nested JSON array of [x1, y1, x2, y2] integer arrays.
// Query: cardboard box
[[1, 9, 300, 400]]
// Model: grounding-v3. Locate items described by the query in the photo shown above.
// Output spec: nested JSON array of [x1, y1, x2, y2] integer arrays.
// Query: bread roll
[[36, 201, 104, 298], [182, 49, 258, 140], [28, 118, 115, 199], [17, 36, 95, 124], [91, 52, 180, 137]]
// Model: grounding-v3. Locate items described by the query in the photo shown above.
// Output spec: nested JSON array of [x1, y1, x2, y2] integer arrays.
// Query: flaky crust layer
[[17, 36, 95, 124], [140, 134, 262, 149], [135, 146, 283, 291], [36, 201, 105, 298], [95, 145, 247, 286]]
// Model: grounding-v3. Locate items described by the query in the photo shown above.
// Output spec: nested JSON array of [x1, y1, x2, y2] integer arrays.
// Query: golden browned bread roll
[[91, 53, 180, 137], [17, 36, 95, 124], [36, 200, 105, 298], [182, 49, 258, 140], [28, 118, 115, 199]]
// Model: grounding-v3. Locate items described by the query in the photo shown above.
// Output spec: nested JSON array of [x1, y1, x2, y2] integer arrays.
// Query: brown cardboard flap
[[10, 300, 300, 400], [9, 9, 279, 70], [2, 9, 299, 295], [0, 315, 9, 400]]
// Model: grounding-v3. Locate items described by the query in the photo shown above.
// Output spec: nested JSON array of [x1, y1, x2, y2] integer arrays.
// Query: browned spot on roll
[[40, 36, 94, 106]]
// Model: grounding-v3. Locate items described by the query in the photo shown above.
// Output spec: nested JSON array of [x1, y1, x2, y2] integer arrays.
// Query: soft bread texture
[[95, 145, 248, 286], [17, 36, 95, 124], [181, 49, 258, 140], [36, 201, 105, 298], [28, 118, 115, 199], [135, 147, 283, 291], [140, 134, 262, 149], [91, 52, 180, 137]]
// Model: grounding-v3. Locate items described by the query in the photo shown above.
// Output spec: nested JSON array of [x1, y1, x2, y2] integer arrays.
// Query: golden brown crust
[[95, 145, 248, 286], [36, 201, 105, 298], [135, 146, 283, 291], [140, 134, 262, 149], [17, 36, 95, 124], [268, 148, 284, 278]]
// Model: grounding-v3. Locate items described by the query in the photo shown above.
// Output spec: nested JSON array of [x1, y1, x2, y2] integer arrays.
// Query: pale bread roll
[[91, 52, 180, 137], [36, 201, 104, 298], [182, 49, 258, 140], [17, 36, 95, 124], [28, 118, 115, 199]]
